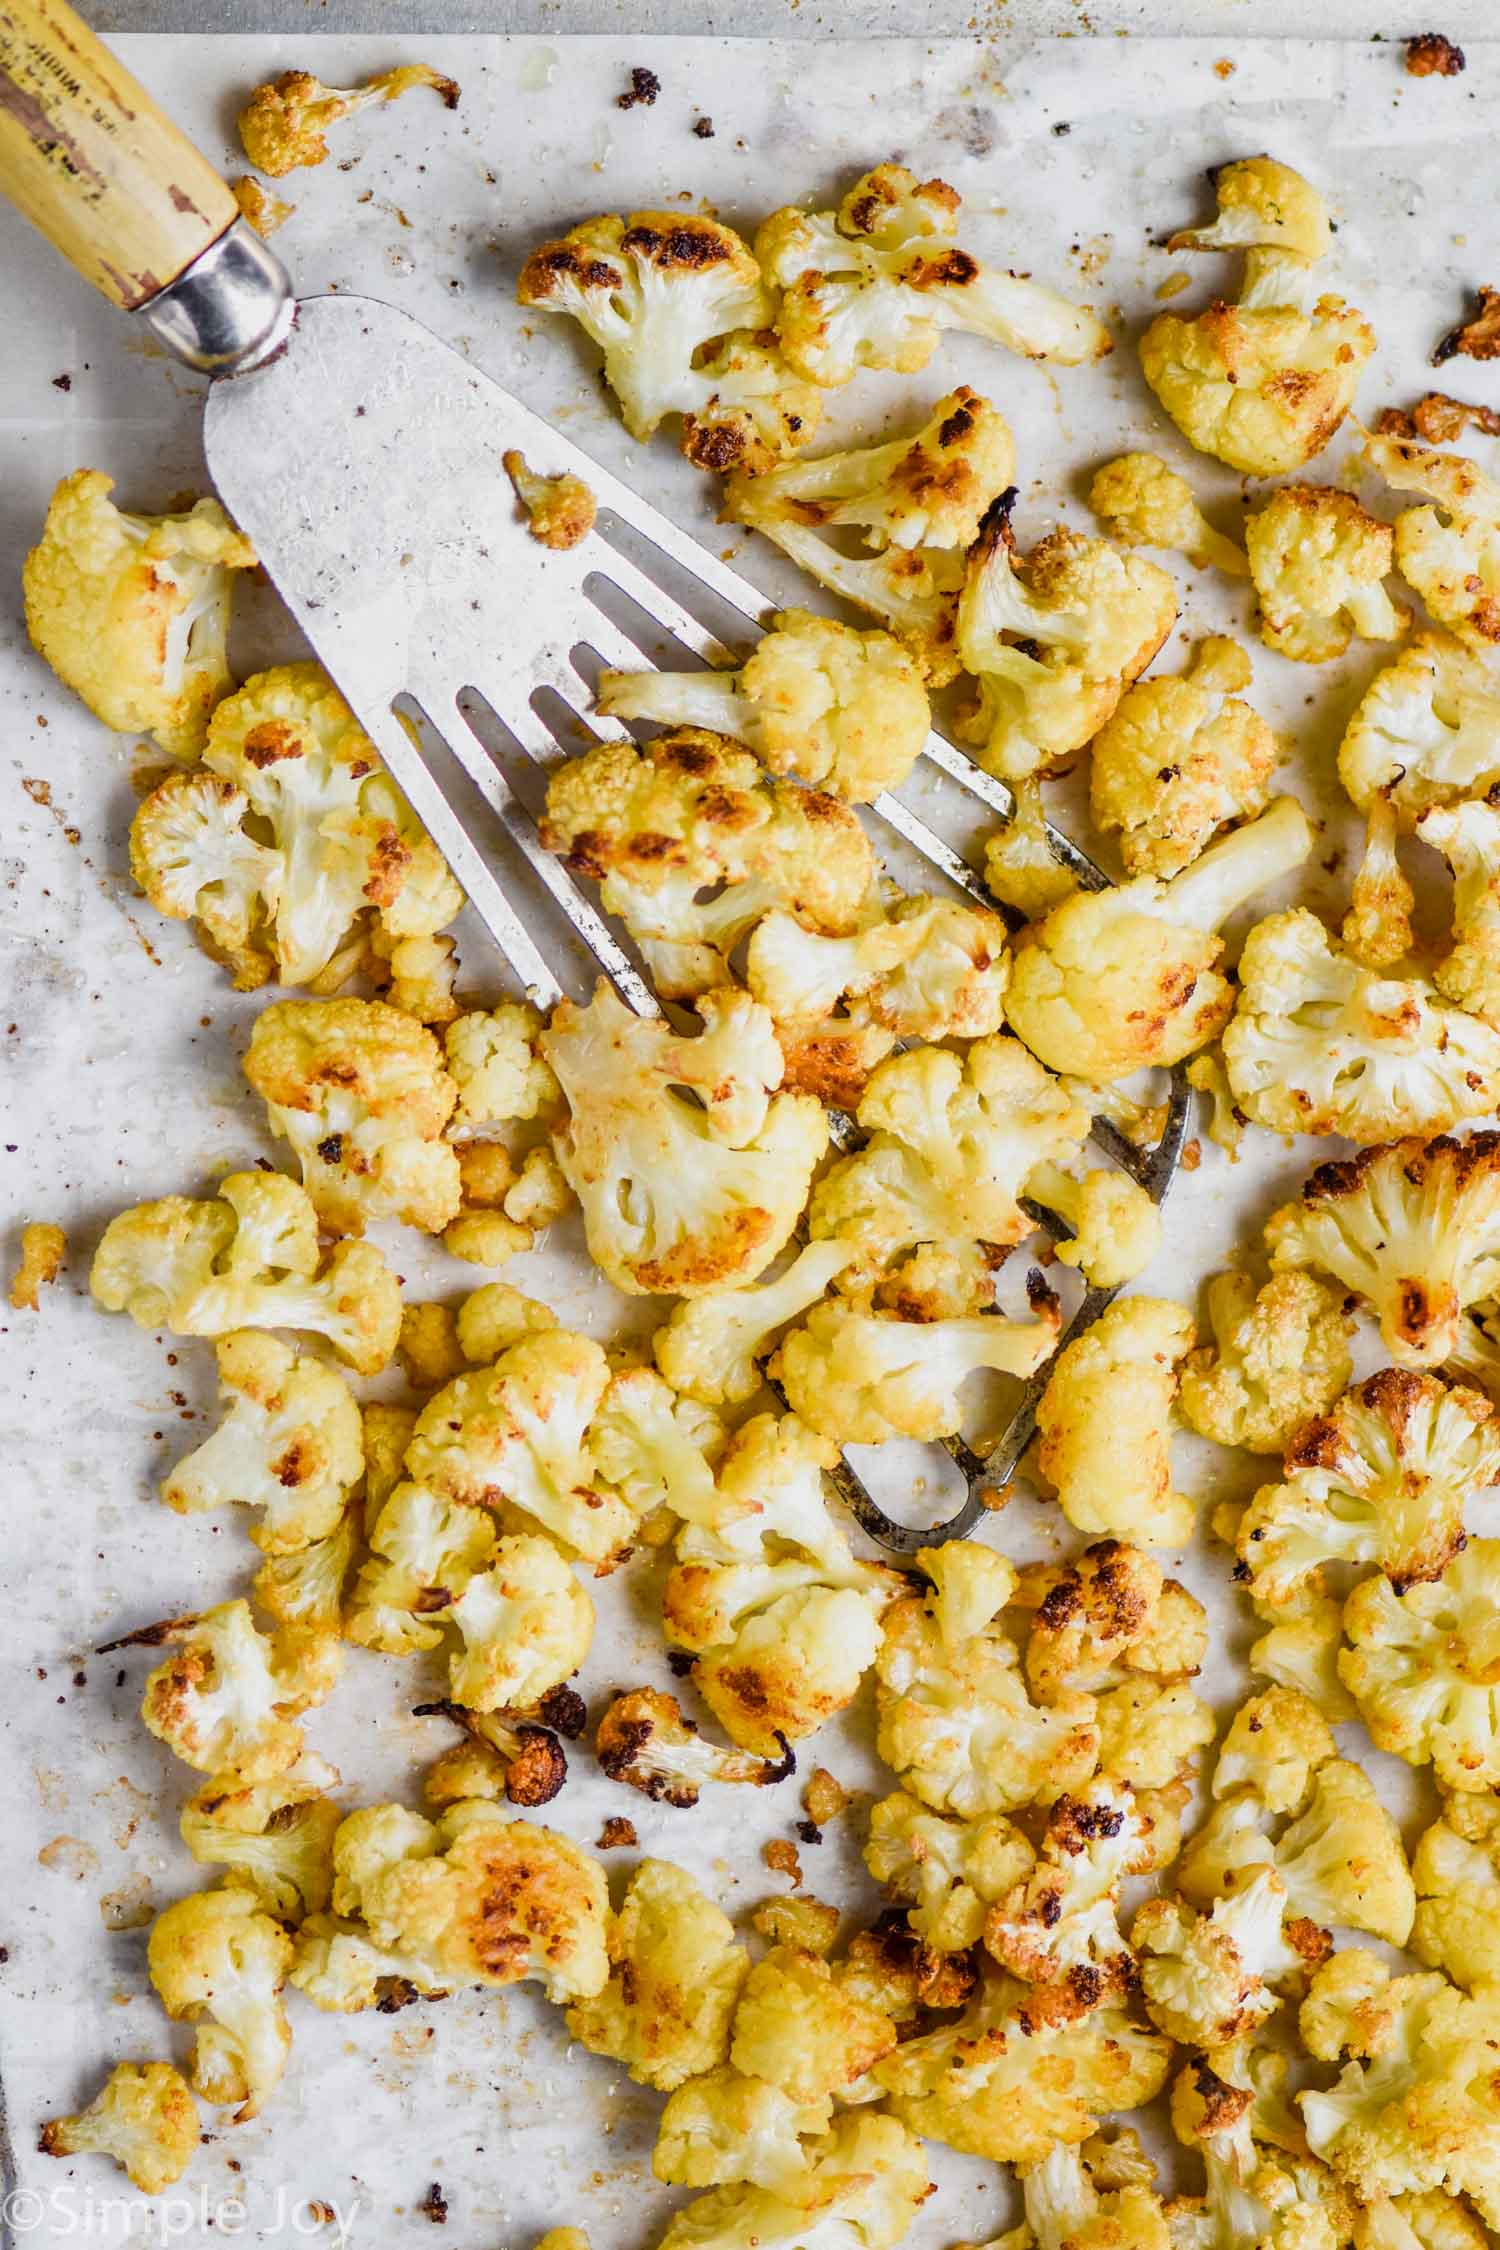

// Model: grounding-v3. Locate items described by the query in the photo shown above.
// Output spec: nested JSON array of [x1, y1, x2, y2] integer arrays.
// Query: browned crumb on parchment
[[762, 1836, 802, 1885], [596, 1816, 638, 1849], [10, 1222, 66, 1310], [802, 1767, 855, 1828], [1434, 285, 1500, 365], [417, 2182, 448, 2224], [1405, 32, 1466, 75], [231, 177, 295, 237], [617, 66, 660, 110]]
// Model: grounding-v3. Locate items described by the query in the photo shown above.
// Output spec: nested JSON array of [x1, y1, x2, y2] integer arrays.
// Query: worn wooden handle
[[0, 0, 236, 310]]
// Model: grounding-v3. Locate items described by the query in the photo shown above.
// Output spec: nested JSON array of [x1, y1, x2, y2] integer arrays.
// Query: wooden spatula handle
[[0, 0, 237, 310]]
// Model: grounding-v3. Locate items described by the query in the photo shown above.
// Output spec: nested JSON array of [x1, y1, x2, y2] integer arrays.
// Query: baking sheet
[[3, 30, 1498, 2247]]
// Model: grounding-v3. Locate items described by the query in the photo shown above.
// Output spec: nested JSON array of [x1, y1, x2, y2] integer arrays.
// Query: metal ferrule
[[137, 217, 294, 375]]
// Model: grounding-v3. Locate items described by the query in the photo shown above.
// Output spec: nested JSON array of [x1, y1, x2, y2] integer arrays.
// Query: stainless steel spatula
[[1, 0, 1187, 1553]]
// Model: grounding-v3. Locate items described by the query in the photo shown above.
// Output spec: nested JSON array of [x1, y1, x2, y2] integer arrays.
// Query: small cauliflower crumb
[[238, 63, 459, 178], [231, 176, 295, 237], [1406, 32, 1466, 77], [503, 450, 598, 551], [751, 1894, 841, 1956], [10, 1222, 66, 1310], [763, 1837, 803, 1885], [802, 1768, 854, 1829], [443, 1212, 533, 1267]]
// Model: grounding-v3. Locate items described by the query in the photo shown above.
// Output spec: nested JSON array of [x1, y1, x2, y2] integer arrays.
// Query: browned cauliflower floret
[[1343, 795, 1417, 972], [1019, 1540, 1205, 1702], [1035, 1297, 1198, 1547], [1340, 1541, 1500, 1794], [137, 1600, 317, 1781], [594, 1687, 790, 1807], [1417, 791, 1500, 1024], [1246, 485, 1407, 663], [238, 62, 458, 176], [9, 1220, 66, 1310], [1338, 631, 1500, 828], [1364, 428, 1500, 652], [416, 1695, 578, 1811], [981, 776, 1080, 920], [984, 1777, 1153, 2010], [1088, 452, 1248, 574], [1178, 1267, 1355, 1454], [230, 176, 294, 237], [40, 2063, 200, 2193], [162, 1331, 362, 1556], [180, 1755, 341, 1920], [655, 2112, 930, 2250], [1089, 637, 1281, 876], [147, 1889, 294, 2121], [565, 1860, 749, 2091], [774, 1289, 1061, 1445], [243, 997, 460, 1236], [729, 1944, 896, 2102], [864, 1789, 1034, 1954], [501, 448, 596, 550]]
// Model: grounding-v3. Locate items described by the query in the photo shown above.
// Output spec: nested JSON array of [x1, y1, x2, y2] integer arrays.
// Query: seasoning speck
[[692, 115, 715, 139]]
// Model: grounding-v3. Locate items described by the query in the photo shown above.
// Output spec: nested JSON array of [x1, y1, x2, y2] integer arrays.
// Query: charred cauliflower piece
[[346, 1479, 496, 1656], [1339, 632, 1500, 825], [1020, 1540, 1207, 1703], [598, 611, 930, 804], [1035, 1297, 1197, 1547], [955, 502, 1177, 783], [723, 388, 1015, 684], [1166, 2040, 1355, 2250], [162, 1331, 362, 1555], [1088, 451, 1248, 575], [595, 1687, 789, 1807], [238, 62, 457, 175], [501, 449, 597, 550], [1265, 1133, 1500, 1368], [1179, 1267, 1354, 1454], [24, 470, 256, 759], [1364, 428, 1500, 653], [1133, 1868, 1311, 2048], [655, 2112, 930, 2250], [148, 1888, 293, 2121], [1005, 797, 1313, 1084], [1341, 1541, 1500, 1793], [541, 726, 874, 998], [1222, 911, 1500, 1144], [984, 1778, 1151, 2010], [760, 160, 1110, 387], [90, 1170, 401, 1373], [1140, 158, 1374, 475], [440, 1534, 594, 1714], [566, 1860, 749, 2091], [1089, 637, 1281, 878], [541, 983, 826, 1297], [1246, 485, 1406, 663], [517, 211, 819, 472], [40, 2063, 200, 2193], [417, 1696, 577, 1811]]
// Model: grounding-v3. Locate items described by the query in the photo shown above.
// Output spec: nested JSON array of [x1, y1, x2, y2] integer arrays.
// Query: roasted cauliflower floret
[[443, 1534, 594, 1713], [147, 1888, 293, 2121], [723, 388, 1015, 683], [775, 1291, 1060, 1445], [1006, 796, 1313, 1084], [981, 777, 1080, 921], [1236, 1369, 1500, 1606], [39, 2062, 200, 2193], [1248, 1591, 1359, 1724], [1020, 1540, 1204, 1702], [1265, 1133, 1500, 1368], [1134, 1869, 1308, 2047], [1417, 792, 1500, 1024], [1036, 1297, 1197, 1547], [1166, 2040, 1354, 2250], [1412, 1797, 1500, 1989], [1088, 452, 1248, 575], [238, 61, 456, 174], [1364, 428, 1500, 653], [595, 1687, 790, 1807], [864, 1789, 1034, 1953], [417, 1696, 577, 1811], [1343, 794, 1417, 972], [1025, 1161, 1163, 1289], [516, 212, 819, 472], [346, 1479, 495, 1655], [1338, 632, 1500, 825], [179, 1757, 341, 1921], [565, 1860, 749, 2091], [1223, 912, 1500, 1144], [1089, 637, 1280, 878], [1341, 1542, 1500, 1793], [24, 470, 256, 758], [759, 161, 1110, 388], [1002, 2136, 1172, 2250], [730, 1944, 897, 2103], [1210, 1684, 1336, 1818], [955, 501, 1177, 783], [655, 2112, 930, 2250], [984, 1778, 1150, 2008], [139, 1601, 312, 1780], [90, 1170, 401, 1373], [652, 2066, 832, 2197], [501, 448, 596, 550], [652, 1243, 852, 1407], [243, 997, 460, 1236], [161, 1331, 362, 1555], [444, 1001, 558, 1129], [1140, 159, 1374, 475], [1246, 484, 1406, 663], [1179, 1268, 1354, 1455], [598, 611, 930, 804]]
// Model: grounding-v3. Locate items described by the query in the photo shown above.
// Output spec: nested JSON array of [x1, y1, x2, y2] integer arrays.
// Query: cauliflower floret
[[1249, 1592, 1359, 1724], [759, 161, 1110, 388], [90, 1170, 402, 1374], [147, 1888, 293, 2120], [180, 1756, 341, 1920], [1088, 452, 1249, 575], [1223, 911, 1500, 1144], [1363, 429, 1500, 653], [541, 983, 826, 1297], [655, 2112, 930, 2250], [653, 2066, 832, 2196], [1236, 1370, 1500, 1606], [243, 998, 459, 1236], [1265, 1132, 1500, 1368], [1166, 2041, 1355, 2250], [730, 1944, 897, 2103], [501, 448, 597, 551], [598, 611, 930, 804], [665, 1407, 897, 1592], [1417, 792, 1500, 1024], [1035, 1297, 1197, 1548], [132, 661, 460, 990], [1094, 1675, 1216, 1792], [1211, 1685, 1336, 1818], [24, 470, 256, 759], [595, 1687, 791, 1807], [984, 1779, 1151, 2009], [1004, 2135, 1173, 2250], [1271, 1761, 1416, 1945], [694, 1586, 887, 1760], [9, 1219, 66, 1310], [1343, 794, 1417, 971], [39, 2062, 200, 2193], [517, 212, 820, 472], [1088, 637, 1281, 878], [161, 1331, 362, 1555], [1179, 1268, 1354, 1455], [542, 727, 874, 1000], [138, 1600, 313, 1780], [1006, 797, 1313, 1084], [346, 1480, 496, 1655], [324, 1800, 608, 2003], [807, 1034, 1088, 1282], [875, 1962, 1170, 2163], [981, 777, 1080, 920], [589, 1363, 727, 1525], [955, 503, 1178, 783], [417, 1695, 577, 1810], [723, 388, 1016, 683], [775, 1291, 1061, 1445], [566, 1860, 749, 2091], [1024, 1161, 1162, 1288], [442, 1535, 593, 1713], [1299, 1954, 1500, 2223], [1134, 1869, 1308, 2047], [1246, 485, 1407, 662], [1140, 159, 1374, 475], [1341, 1542, 1500, 1793], [1412, 1798, 1500, 1989], [444, 1002, 558, 1129], [1020, 1541, 1204, 1702], [864, 1789, 1034, 1953], [238, 61, 457, 175], [653, 1240, 852, 1407], [1338, 632, 1500, 825], [874, 1578, 1099, 1819]]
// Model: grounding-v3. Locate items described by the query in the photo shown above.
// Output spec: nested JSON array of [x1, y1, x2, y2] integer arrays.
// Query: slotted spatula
[[1, 0, 1188, 1552]]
